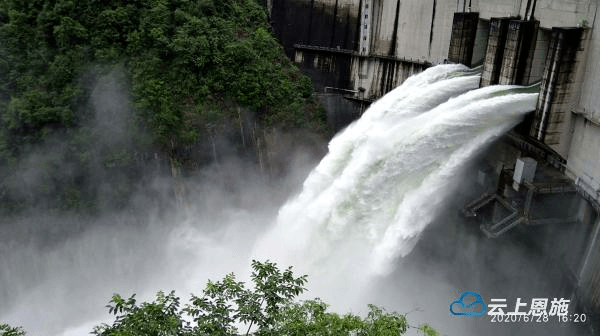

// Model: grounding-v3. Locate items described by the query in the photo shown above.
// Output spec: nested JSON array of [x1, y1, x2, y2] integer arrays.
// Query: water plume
[[253, 64, 538, 280]]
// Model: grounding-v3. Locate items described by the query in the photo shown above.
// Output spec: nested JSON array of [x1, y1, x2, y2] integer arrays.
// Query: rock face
[[171, 108, 327, 181]]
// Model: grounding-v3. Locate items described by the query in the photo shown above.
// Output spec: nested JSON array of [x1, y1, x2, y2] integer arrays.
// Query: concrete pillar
[[448, 12, 480, 66], [480, 17, 510, 87], [530, 28, 585, 151], [358, 0, 373, 55], [499, 20, 539, 85]]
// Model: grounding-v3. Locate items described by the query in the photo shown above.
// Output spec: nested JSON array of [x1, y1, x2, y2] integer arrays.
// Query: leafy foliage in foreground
[[1, 261, 438, 336], [0, 324, 26, 336], [90, 261, 438, 336]]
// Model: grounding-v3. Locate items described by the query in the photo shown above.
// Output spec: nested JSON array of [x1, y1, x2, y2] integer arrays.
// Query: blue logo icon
[[450, 291, 487, 317]]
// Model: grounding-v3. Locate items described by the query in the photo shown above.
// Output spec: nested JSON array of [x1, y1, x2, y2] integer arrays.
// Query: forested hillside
[[0, 0, 325, 214]]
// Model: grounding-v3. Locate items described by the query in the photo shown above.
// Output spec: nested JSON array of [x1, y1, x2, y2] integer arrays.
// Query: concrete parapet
[[448, 12, 480, 66]]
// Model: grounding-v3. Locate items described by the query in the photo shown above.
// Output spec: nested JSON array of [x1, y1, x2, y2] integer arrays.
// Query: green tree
[[0, 324, 26, 336], [2, 261, 438, 336], [0, 0, 320, 153], [0, 0, 325, 214], [90, 261, 437, 336]]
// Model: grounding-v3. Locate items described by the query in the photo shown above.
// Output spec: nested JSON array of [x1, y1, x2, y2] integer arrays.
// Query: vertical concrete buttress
[[447, 12, 480, 66], [530, 28, 585, 151], [480, 17, 511, 87], [499, 20, 539, 85]]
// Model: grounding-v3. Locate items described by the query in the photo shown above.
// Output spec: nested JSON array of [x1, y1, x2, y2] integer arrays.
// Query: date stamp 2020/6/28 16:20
[[449, 291, 588, 324]]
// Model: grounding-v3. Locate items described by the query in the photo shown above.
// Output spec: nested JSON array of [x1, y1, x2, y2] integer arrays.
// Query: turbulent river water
[[0, 64, 541, 335]]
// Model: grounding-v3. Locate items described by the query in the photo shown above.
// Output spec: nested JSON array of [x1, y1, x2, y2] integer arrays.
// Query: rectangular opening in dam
[[527, 28, 551, 85], [472, 19, 490, 67]]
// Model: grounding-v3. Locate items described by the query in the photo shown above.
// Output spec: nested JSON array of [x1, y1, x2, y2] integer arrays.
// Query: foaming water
[[252, 64, 538, 284], [0, 65, 539, 335]]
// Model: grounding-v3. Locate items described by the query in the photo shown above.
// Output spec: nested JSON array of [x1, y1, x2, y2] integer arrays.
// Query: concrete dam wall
[[269, 0, 454, 100], [268, 0, 600, 203]]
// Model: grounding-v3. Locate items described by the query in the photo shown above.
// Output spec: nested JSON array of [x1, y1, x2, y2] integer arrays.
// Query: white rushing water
[[0, 64, 539, 335], [252, 64, 538, 279]]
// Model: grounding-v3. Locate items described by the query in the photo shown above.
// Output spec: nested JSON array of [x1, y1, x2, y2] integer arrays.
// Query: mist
[[0, 136, 324, 336], [0, 65, 585, 336], [0, 65, 329, 335]]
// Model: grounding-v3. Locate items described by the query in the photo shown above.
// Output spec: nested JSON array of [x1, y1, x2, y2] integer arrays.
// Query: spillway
[[253, 64, 538, 277]]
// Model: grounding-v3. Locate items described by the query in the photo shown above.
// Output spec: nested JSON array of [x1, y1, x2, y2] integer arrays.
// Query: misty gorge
[[1, 1, 599, 336]]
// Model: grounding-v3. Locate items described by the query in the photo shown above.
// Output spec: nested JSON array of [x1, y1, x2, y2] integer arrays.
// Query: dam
[[268, 0, 600, 333], [0, 1, 599, 335]]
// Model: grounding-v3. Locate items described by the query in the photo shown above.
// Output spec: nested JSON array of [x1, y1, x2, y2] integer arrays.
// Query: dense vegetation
[[1, 261, 439, 336], [0, 0, 325, 214]]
